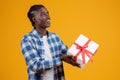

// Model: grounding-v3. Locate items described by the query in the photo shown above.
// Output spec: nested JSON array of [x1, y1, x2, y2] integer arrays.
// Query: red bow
[[73, 39, 93, 64]]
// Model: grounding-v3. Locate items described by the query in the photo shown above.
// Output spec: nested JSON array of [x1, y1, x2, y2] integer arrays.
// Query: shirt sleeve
[[60, 40, 68, 54], [21, 37, 53, 73], [56, 34, 68, 54]]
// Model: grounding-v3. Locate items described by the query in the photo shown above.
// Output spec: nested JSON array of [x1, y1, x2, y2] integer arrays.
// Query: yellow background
[[0, 0, 120, 80]]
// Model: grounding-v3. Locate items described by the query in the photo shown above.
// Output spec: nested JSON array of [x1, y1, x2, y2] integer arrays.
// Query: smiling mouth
[[47, 19, 50, 22], [46, 19, 50, 24]]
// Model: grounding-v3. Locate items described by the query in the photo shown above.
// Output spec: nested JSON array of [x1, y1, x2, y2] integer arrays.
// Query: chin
[[46, 24, 50, 28], [46, 26, 50, 28], [46, 23, 50, 27]]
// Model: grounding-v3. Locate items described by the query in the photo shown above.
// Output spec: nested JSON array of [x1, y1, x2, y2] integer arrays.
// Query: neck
[[35, 27, 47, 36]]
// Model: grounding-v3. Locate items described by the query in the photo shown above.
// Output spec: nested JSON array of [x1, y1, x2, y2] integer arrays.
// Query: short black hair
[[27, 4, 45, 26]]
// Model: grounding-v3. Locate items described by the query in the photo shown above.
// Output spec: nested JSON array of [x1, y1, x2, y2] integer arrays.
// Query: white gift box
[[68, 34, 99, 68]]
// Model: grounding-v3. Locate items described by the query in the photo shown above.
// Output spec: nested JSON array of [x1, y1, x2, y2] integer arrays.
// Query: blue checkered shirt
[[21, 29, 68, 80]]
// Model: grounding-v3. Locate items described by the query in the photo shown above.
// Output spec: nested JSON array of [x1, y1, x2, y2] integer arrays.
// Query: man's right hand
[[61, 54, 81, 68]]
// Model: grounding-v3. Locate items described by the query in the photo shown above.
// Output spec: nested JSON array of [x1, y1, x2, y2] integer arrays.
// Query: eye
[[40, 12, 45, 16], [41, 11, 49, 16]]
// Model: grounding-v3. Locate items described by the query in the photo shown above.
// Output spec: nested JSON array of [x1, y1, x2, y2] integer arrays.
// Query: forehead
[[39, 7, 48, 12], [31, 7, 49, 17], [33, 7, 48, 14]]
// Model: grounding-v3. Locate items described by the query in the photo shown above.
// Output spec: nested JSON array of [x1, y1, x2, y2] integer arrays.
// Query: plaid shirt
[[21, 29, 68, 80]]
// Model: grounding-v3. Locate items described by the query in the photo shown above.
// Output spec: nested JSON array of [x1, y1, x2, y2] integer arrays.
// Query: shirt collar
[[31, 28, 51, 38]]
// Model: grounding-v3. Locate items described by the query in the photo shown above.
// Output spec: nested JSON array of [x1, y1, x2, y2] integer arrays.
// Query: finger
[[68, 55, 73, 59], [76, 64, 81, 67], [71, 60, 80, 67], [71, 60, 78, 66]]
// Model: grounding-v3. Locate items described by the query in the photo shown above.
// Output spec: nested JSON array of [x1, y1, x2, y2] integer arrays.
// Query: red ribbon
[[73, 39, 93, 64]]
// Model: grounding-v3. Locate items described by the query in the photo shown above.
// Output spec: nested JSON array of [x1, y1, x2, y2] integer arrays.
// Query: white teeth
[[47, 20, 50, 21]]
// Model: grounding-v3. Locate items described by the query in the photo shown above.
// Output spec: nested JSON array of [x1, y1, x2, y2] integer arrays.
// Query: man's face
[[33, 7, 50, 29]]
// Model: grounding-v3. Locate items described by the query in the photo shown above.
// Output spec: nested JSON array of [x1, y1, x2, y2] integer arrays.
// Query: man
[[21, 4, 79, 80]]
